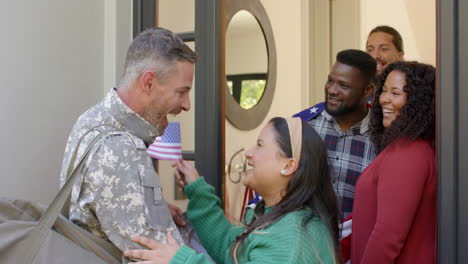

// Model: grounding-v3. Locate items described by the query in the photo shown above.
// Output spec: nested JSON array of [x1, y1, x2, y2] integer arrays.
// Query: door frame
[[437, 0, 468, 262]]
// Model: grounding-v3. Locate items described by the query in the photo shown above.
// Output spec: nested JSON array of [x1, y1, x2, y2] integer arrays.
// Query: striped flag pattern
[[340, 214, 352, 264], [147, 122, 182, 160]]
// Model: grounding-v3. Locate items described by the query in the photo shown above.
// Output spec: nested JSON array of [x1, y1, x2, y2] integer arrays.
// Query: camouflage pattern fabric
[[59, 89, 184, 251]]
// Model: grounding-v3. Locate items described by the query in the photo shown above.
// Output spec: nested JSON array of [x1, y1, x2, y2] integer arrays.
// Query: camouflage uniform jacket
[[59, 89, 184, 251]]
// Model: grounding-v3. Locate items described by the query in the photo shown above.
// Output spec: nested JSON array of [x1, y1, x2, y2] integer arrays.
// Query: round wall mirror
[[226, 11, 268, 110], [225, 0, 276, 130]]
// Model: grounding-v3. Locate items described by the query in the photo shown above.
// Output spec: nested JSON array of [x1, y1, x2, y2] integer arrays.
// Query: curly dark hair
[[370, 61, 435, 152]]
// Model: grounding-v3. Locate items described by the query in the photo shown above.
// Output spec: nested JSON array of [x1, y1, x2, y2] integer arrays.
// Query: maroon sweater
[[351, 139, 436, 264]]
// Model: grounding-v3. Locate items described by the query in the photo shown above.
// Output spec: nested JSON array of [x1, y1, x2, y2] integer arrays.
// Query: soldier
[[366, 25, 404, 76], [294, 49, 377, 218], [59, 27, 197, 251]]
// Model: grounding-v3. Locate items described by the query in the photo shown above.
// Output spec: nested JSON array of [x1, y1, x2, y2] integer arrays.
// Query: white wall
[[0, 0, 130, 205]]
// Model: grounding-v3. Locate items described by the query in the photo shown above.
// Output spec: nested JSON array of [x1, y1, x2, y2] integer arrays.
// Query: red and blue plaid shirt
[[308, 110, 376, 218]]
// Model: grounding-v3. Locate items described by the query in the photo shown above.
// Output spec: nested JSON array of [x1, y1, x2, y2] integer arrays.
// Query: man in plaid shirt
[[294, 49, 377, 218]]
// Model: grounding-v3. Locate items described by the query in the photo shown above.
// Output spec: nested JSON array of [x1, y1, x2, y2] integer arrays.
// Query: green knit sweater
[[170, 177, 336, 264]]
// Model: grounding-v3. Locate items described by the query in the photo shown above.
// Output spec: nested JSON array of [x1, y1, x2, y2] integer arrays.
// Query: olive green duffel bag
[[0, 128, 125, 264]]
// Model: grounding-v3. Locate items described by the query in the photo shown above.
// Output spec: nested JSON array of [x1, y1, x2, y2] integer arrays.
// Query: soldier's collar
[[106, 89, 160, 144]]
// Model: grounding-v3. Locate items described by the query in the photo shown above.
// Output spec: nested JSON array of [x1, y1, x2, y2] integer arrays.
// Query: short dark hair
[[368, 25, 404, 53], [370, 61, 435, 152], [336, 49, 377, 85]]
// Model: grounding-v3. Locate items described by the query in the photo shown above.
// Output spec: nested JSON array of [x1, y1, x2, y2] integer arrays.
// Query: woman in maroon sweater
[[351, 61, 436, 263]]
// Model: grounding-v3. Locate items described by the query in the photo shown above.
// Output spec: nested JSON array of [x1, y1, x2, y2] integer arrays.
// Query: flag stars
[[310, 106, 319, 114]]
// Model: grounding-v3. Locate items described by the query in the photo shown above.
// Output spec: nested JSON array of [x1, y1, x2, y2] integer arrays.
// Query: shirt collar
[[359, 110, 371, 134], [322, 108, 371, 135], [105, 89, 160, 144]]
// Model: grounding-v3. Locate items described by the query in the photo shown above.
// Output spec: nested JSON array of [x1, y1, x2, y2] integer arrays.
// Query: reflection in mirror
[[226, 10, 268, 110]]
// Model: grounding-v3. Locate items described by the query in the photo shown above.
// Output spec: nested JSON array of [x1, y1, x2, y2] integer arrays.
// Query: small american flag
[[147, 122, 182, 160]]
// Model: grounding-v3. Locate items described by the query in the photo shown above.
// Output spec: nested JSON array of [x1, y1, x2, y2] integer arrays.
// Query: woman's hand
[[168, 203, 185, 226], [173, 159, 200, 187], [124, 232, 181, 264]]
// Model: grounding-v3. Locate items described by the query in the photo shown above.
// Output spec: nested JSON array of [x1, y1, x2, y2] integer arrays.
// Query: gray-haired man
[[59, 27, 197, 251]]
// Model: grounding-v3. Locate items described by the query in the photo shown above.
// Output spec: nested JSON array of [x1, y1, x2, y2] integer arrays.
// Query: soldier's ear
[[140, 71, 156, 95]]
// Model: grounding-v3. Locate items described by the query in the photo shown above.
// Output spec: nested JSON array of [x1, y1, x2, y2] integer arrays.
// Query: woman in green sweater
[[125, 117, 340, 264]]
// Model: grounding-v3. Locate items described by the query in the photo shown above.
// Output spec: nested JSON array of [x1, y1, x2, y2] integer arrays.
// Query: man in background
[[366, 25, 404, 75], [294, 49, 377, 218]]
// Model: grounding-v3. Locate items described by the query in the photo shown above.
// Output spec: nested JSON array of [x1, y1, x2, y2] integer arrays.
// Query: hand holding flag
[[147, 122, 183, 160]]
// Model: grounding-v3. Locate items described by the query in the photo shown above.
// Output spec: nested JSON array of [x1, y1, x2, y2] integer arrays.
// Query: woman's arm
[[125, 180, 243, 264], [124, 232, 216, 264], [183, 177, 243, 263], [175, 160, 244, 263]]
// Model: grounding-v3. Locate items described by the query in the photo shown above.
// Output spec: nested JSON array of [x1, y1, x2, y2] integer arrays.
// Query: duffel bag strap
[[55, 215, 122, 263], [22, 124, 119, 263]]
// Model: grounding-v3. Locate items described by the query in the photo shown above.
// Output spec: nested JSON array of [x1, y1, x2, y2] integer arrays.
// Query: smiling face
[[379, 70, 408, 128], [366, 32, 404, 75], [142, 61, 194, 134], [243, 123, 290, 198], [324, 62, 368, 117]]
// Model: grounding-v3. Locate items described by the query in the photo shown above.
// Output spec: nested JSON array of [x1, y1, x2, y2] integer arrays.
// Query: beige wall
[[360, 0, 436, 65], [331, 0, 361, 60], [307, 0, 330, 105], [159, 0, 195, 33]]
